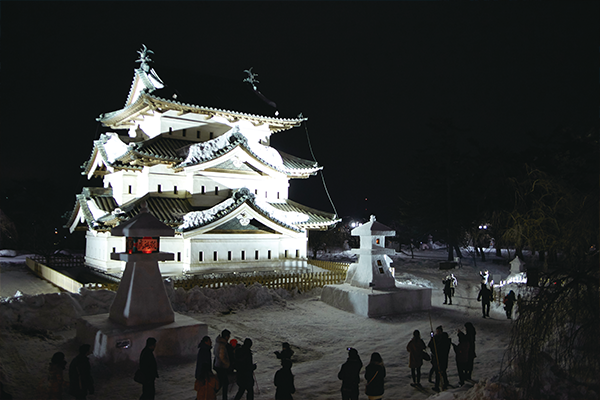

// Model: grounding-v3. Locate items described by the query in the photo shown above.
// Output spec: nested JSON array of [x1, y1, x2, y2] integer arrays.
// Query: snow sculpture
[[509, 256, 525, 275], [345, 215, 396, 289], [321, 215, 431, 317]]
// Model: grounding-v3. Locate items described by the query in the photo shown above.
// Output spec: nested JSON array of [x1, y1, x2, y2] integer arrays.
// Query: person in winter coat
[[364, 352, 385, 400], [139, 337, 159, 400], [450, 274, 458, 296], [214, 330, 231, 400], [428, 326, 451, 392], [463, 322, 476, 380], [68, 344, 94, 400], [196, 336, 213, 381], [406, 330, 427, 388], [442, 276, 453, 305], [226, 338, 239, 395], [274, 359, 295, 400], [195, 369, 220, 400], [274, 342, 294, 363], [338, 348, 363, 400], [477, 284, 492, 318], [233, 338, 256, 400], [48, 352, 67, 399], [504, 290, 517, 319], [452, 331, 470, 386]]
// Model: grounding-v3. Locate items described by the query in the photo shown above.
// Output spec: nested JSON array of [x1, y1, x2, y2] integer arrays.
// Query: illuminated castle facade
[[66, 47, 338, 275]]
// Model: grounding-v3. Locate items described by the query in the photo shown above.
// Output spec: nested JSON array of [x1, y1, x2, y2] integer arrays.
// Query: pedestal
[[321, 282, 431, 318], [76, 312, 207, 363], [109, 252, 175, 326]]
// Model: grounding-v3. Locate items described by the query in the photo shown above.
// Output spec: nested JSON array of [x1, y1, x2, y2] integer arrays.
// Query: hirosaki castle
[[66, 47, 339, 275]]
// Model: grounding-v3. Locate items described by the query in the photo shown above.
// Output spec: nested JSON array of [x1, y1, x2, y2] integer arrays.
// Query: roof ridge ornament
[[243, 67, 279, 116], [243, 67, 259, 90], [136, 44, 154, 72]]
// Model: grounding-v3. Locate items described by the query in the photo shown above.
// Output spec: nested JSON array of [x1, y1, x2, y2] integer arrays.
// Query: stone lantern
[[76, 203, 207, 363], [345, 215, 396, 290], [321, 215, 431, 317], [108, 203, 175, 326]]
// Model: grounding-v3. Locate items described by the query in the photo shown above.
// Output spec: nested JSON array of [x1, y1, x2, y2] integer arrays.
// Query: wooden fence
[[25, 257, 350, 294], [172, 270, 346, 292]]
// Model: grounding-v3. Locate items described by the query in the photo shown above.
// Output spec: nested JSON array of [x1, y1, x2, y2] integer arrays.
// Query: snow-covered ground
[[0, 248, 525, 399]]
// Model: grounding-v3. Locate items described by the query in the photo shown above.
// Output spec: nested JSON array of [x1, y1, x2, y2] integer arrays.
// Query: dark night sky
[[1, 2, 598, 225]]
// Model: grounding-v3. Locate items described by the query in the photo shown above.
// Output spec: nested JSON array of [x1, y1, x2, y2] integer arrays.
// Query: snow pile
[[0, 289, 115, 332], [0, 282, 295, 332], [394, 272, 434, 288], [0, 249, 17, 257], [180, 198, 235, 230], [165, 281, 292, 313]]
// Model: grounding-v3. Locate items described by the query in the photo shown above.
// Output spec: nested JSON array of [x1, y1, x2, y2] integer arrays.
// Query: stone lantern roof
[[110, 203, 174, 238], [351, 215, 395, 237]]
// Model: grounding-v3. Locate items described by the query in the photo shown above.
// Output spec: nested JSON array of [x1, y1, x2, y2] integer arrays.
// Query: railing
[[30, 254, 85, 268], [172, 270, 347, 293], [307, 259, 351, 272], [26, 257, 84, 293]]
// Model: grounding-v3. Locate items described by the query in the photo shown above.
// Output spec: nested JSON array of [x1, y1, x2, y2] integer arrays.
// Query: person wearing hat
[[338, 348, 362, 400]]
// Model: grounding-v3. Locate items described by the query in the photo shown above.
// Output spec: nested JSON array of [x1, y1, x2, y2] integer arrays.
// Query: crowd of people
[[38, 322, 481, 400], [194, 329, 295, 400], [441, 270, 518, 321]]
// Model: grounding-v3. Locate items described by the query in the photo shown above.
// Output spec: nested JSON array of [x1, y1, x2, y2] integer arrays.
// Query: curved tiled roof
[[118, 195, 194, 227], [116, 136, 191, 164], [268, 199, 339, 229], [177, 188, 302, 233], [66, 188, 337, 234], [98, 63, 307, 134], [174, 131, 321, 177]]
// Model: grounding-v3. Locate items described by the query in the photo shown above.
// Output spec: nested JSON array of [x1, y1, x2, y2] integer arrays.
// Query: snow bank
[[0, 282, 295, 332], [0, 250, 17, 257], [0, 289, 114, 332], [165, 281, 292, 313]]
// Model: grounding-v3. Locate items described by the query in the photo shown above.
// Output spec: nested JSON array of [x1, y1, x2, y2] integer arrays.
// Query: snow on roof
[[177, 126, 318, 176], [102, 132, 129, 163], [178, 188, 303, 233], [180, 198, 236, 231], [180, 127, 245, 167]]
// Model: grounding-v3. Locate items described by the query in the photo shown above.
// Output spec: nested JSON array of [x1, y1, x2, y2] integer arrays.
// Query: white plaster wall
[[85, 229, 307, 275], [146, 165, 188, 196], [84, 231, 125, 272], [134, 113, 162, 139], [187, 232, 306, 272], [103, 171, 141, 205]]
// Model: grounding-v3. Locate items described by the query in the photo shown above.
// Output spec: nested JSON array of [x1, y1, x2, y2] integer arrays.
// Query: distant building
[[66, 47, 339, 275]]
